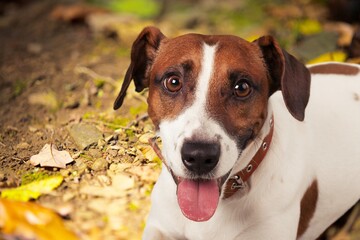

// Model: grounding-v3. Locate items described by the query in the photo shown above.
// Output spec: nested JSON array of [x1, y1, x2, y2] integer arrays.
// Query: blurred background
[[0, 0, 359, 239]]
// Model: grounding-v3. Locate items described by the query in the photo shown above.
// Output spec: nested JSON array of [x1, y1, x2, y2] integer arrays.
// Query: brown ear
[[254, 36, 311, 121], [113, 26, 165, 110]]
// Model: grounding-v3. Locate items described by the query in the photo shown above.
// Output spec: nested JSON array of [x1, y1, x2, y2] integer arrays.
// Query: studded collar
[[222, 115, 274, 199]]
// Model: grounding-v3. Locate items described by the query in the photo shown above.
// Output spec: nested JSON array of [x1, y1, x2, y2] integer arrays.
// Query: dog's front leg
[[234, 206, 300, 240], [143, 225, 170, 240]]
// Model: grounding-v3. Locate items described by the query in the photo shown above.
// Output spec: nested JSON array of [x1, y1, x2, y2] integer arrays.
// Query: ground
[[0, 0, 359, 239]]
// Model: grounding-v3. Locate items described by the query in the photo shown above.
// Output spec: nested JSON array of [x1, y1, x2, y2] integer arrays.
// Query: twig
[[82, 118, 130, 130], [75, 66, 117, 87], [126, 113, 149, 128]]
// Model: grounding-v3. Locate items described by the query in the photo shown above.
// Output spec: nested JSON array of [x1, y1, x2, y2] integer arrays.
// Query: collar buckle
[[230, 175, 246, 189]]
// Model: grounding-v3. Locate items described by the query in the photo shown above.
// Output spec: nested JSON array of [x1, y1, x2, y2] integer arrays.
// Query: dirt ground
[[0, 0, 359, 239], [0, 0, 157, 239]]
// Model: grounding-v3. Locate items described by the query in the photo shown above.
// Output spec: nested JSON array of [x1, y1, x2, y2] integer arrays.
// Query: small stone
[[27, 43, 42, 54], [89, 148, 102, 158], [105, 134, 114, 143], [72, 151, 82, 159], [109, 145, 121, 150], [97, 175, 111, 185], [75, 158, 88, 174], [143, 124, 153, 133], [97, 138, 106, 148], [107, 149, 118, 157], [91, 158, 108, 171], [139, 133, 155, 144], [0, 172, 5, 181], [117, 147, 125, 155], [60, 169, 71, 177], [63, 192, 76, 202], [15, 142, 30, 150], [28, 126, 38, 132], [64, 98, 80, 109], [109, 163, 118, 171], [68, 123, 103, 150]]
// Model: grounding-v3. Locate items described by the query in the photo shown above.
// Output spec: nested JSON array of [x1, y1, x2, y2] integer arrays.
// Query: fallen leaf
[[29, 144, 74, 168], [126, 165, 160, 183], [294, 19, 322, 36], [1, 175, 64, 201], [137, 145, 161, 163], [111, 173, 135, 191], [50, 4, 108, 22], [28, 91, 59, 110], [79, 185, 126, 198], [0, 198, 78, 240]]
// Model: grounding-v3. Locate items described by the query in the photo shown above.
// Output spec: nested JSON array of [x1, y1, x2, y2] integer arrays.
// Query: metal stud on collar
[[270, 117, 274, 127], [231, 175, 246, 189], [262, 141, 268, 150]]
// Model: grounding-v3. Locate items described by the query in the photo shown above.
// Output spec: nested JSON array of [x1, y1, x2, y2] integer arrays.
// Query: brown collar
[[148, 114, 275, 199], [223, 115, 274, 199]]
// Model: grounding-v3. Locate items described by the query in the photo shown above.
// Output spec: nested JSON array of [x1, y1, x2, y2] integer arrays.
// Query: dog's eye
[[234, 80, 252, 98], [163, 76, 182, 92]]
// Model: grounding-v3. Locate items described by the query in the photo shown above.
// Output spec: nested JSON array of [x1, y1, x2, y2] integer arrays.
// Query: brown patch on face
[[147, 34, 205, 128], [309, 63, 359, 76], [206, 36, 270, 147], [297, 179, 319, 238]]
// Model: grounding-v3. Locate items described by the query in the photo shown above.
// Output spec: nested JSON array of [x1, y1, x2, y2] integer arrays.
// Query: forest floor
[[0, 0, 359, 239]]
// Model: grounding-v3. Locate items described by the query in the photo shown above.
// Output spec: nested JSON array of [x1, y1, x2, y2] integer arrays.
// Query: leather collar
[[223, 115, 274, 199]]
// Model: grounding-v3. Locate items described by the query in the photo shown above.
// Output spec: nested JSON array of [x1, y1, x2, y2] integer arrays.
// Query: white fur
[[144, 60, 360, 240]]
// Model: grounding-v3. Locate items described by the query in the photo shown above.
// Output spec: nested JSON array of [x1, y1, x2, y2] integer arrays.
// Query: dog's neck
[[222, 112, 275, 199]]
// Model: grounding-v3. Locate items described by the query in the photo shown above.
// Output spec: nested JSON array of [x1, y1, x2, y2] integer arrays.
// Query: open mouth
[[148, 137, 231, 222], [175, 173, 230, 222]]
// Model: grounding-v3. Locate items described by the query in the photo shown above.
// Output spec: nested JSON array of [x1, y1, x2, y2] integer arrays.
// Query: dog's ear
[[113, 26, 166, 110], [253, 36, 311, 121]]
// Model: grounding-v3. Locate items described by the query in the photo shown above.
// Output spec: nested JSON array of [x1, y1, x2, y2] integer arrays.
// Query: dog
[[113, 26, 360, 240]]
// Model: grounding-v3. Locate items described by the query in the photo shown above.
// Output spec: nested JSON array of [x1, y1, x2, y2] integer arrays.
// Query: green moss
[[82, 112, 95, 119], [87, 0, 159, 18], [94, 78, 105, 89], [21, 170, 51, 186], [13, 79, 27, 97], [129, 102, 147, 117]]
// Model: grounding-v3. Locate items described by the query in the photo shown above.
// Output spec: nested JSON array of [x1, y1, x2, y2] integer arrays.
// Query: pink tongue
[[177, 179, 219, 222]]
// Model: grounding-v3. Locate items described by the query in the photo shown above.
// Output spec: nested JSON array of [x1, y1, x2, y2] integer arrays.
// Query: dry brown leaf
[[29, 144, 74, 169], [50, 4, 108, 22]]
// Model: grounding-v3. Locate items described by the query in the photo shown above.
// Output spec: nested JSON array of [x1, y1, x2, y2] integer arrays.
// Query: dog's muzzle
[[181, 141, 220, 176]]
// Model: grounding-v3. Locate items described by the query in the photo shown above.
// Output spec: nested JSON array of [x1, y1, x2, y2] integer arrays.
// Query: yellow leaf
[[1, 175, 63, 201], [137, 145, 161, 164], [307, 51, 347, 65], [0, 198, 78, 240], [294, 19, 322, 35]]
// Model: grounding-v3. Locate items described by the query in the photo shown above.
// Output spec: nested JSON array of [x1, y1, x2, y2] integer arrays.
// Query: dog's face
[[114, 27, 310, 222]]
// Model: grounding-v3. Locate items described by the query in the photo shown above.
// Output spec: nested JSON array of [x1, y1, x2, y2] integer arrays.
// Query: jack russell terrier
[[113, 26, 360, 240]]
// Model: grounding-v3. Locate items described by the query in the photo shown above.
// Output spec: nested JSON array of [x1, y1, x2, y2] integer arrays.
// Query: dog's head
[[114, 26, 311, 222]]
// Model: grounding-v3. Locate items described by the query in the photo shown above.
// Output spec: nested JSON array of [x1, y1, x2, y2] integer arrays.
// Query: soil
[[0, 1, 157, 239]]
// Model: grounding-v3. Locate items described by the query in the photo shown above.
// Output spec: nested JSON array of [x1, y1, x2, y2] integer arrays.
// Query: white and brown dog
[[114, 26, 360, 240]]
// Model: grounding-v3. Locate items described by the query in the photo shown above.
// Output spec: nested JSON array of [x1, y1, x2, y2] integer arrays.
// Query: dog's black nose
[[181, 141, 220, 175]]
